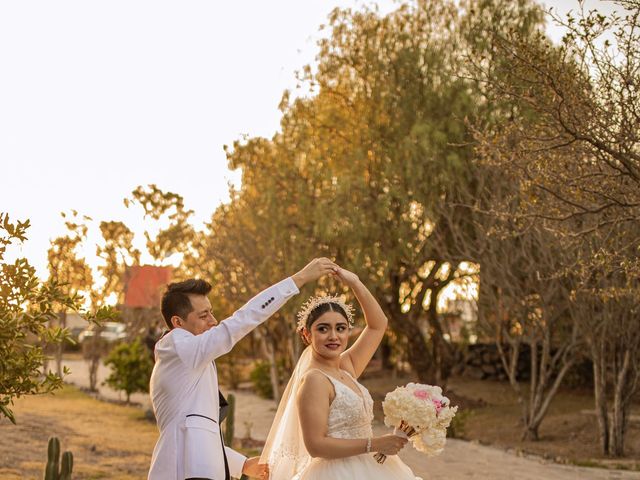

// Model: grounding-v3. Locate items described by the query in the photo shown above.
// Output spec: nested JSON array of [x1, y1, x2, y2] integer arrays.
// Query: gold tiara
[[296, 295, 356, 332]]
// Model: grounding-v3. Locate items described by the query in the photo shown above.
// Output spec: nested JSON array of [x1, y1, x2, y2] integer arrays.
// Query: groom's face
[[177, 294, 218, 336]]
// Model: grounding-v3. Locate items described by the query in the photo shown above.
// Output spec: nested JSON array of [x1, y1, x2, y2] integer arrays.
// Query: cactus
[[44, 437, 73, 480], [224, 393, 236, 447], [60, 451, 73, 480], [44, 437, 60, 480]]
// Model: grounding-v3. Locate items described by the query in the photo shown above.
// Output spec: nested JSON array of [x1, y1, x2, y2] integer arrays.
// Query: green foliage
[[96, 220, 140, 305], [249, 361, 274, 400], [447, 408, 471, 439], [44, 436, 73, 480], [103, 337, 153, 403], [125, 184, 200, 271], [47, 210, 93, 302], [0, 213, 82, 424], [224, 393, 236, 446], [212, 0, 546, 386]]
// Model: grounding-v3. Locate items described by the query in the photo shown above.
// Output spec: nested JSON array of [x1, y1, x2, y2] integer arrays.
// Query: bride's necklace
[[318, 366, 348, 381]]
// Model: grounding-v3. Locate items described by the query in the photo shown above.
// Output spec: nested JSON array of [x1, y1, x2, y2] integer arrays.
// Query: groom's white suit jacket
[[148, 277, 299, 480]]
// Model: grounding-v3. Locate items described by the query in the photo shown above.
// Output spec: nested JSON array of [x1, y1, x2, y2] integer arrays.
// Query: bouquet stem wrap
[[373, 420, 418, 464]]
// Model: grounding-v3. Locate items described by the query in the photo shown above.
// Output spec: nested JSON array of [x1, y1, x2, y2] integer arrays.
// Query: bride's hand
[[333, 267, 360, 288], [241, 457, 269, 479], [372, 434, 408, 456]]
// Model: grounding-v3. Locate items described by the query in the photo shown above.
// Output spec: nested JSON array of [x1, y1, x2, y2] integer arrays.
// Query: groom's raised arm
[[173, 277, 297, 369], [174, 258, 337, 369]]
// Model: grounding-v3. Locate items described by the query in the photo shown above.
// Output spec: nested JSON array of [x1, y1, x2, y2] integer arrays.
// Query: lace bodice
[[317, 370, 374, 439]]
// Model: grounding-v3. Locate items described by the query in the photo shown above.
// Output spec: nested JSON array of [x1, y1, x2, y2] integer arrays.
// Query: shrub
[[249, 361, 273, 399], [103, 337, 153, 403], [448, 408, 472, 439]]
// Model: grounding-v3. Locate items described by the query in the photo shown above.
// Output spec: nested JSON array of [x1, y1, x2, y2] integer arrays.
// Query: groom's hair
[[160, 279, 212, 330]]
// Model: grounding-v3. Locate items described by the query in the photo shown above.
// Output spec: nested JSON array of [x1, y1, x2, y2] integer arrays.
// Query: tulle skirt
[[293, 452, 422, 480]]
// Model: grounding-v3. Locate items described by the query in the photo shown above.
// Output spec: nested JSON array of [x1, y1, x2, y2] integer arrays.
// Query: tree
[[572, 230, 640, 457], [103, 338, 154, 403], [125, 184, 204, 277], [472, 0, 640, 273], [471, 0, 640, 455], [206, 166, 324, 399], [47, 211, 94, 376], [0, 213, 79, 423], [432, 153, 584, 441], [96, 220, 140, 306], [480, 222, 581, 441], [218, 0, 546, 387]]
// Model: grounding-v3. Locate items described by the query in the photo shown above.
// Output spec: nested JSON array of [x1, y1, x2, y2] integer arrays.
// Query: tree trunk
[[427, 298, 454, 388], [89, 357, 100, 392], [387, 307, 433, 383], [55, 311, 67, 376], [384, 267, 458, 387], [521, 426, 539, 441], [523, 352, 576, 441], [380, 336, 394, 370], [592, 343, 610, 455], [609, 348, 631, 457]]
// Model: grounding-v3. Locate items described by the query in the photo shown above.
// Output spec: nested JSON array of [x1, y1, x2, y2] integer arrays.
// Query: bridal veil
[[260, 346, 313, 480]]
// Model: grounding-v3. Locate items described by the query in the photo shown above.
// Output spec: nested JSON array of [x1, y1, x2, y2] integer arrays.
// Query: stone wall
[[457, 343, 593, 388], [457, 343, 524, 381]]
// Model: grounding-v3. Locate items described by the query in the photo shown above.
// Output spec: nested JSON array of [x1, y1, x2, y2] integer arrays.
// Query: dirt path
[[62, 358, 640, 480], [228, 389, 640, 480]]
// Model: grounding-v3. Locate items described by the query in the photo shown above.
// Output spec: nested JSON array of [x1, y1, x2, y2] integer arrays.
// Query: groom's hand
[[292, 257, 338, 289], [242, 456, 269, 479]]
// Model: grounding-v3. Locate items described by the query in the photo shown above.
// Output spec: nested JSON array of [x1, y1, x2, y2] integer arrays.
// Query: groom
[[147, 258, 337, 480]]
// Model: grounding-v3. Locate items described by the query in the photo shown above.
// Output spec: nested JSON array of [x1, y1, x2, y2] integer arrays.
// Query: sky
[[0, 0, 622, 279]]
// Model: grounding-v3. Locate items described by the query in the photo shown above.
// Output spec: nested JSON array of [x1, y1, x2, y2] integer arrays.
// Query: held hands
[[242, 456, 269, 479], [372, 433, 409, 456], [332, 266, 360, 288], [292, 258, 338, 289]]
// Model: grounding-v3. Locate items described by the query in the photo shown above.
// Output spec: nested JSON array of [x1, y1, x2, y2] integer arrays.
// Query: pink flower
[[414, 390, 430, 400], [432, 399, 443, 414]]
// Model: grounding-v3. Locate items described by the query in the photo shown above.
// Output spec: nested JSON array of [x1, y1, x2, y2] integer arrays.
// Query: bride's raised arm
[[336, 268, 387, 378]]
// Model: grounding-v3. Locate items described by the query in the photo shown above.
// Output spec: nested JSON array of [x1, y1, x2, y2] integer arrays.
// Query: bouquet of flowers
[[374, 383, 457, 463]]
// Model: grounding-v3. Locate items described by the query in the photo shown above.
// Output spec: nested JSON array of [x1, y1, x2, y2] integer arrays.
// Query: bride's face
[[305, 311, 350, 358]]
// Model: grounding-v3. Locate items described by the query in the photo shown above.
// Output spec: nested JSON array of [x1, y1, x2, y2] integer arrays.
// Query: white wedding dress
[[262, 347, 422, 480], [291, 369, 421, 480]]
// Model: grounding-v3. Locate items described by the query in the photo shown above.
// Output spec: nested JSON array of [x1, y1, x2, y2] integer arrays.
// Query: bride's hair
[[296, 296, 355, 345]]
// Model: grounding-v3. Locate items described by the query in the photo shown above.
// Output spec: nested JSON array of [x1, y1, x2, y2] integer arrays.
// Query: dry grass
[[2, 373, 639, 479], [0, 385, 158, 480]]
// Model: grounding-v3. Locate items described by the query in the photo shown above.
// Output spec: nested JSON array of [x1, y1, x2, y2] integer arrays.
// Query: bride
[[260, 266, 421, 479]]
